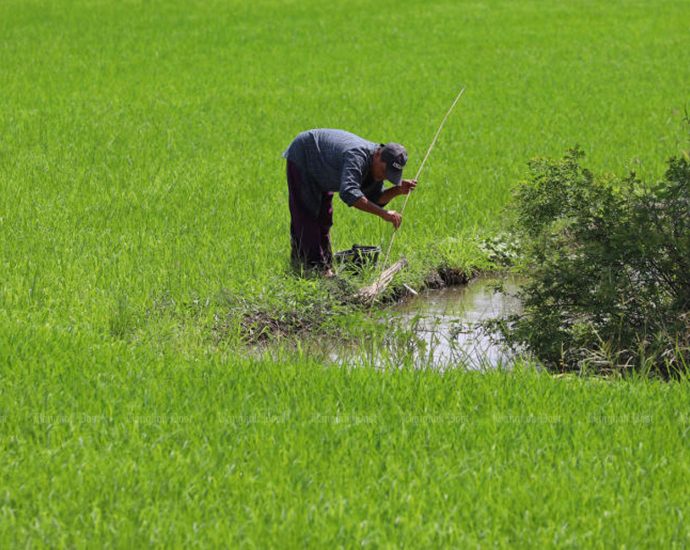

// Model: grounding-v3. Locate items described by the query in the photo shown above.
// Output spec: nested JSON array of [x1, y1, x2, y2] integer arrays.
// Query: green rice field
[[2, 0, 690, 545]]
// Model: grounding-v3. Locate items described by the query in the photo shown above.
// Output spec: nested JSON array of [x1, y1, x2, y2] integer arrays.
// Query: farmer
[[283, 128, 416, 273]]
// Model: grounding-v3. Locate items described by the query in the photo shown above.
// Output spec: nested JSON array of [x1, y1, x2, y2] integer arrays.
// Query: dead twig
[[356, 258, 408, 303]]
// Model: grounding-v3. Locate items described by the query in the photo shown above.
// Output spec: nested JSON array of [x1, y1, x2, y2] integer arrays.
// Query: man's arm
[[376, 179, 418, 206], [339, 151, 400, 228], [352, 197, 402, 229]]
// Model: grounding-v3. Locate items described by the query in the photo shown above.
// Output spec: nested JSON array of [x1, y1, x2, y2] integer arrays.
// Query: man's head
[[372, 142, 408, 184]]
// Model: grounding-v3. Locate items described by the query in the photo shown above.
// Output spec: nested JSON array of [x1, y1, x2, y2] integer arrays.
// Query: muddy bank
[[231, 264, 484, 345]]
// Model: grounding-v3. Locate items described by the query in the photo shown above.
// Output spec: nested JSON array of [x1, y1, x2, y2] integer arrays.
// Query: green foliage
[[2, 0, 690, 545], [3, 337, 690, 547], [2, 0, 689, 342], [505, 148, 690, 375]]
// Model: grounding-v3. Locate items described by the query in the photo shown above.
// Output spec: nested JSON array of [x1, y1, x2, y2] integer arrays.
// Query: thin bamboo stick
[[380, 87, 466, 271]]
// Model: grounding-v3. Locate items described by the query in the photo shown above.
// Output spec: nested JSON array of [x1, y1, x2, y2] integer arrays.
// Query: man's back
[[283, 129, 379, 216], [283, 129, 377, 190]]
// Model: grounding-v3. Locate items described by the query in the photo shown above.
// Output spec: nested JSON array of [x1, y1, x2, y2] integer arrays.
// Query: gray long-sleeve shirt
[[282, 129, 384, 217]]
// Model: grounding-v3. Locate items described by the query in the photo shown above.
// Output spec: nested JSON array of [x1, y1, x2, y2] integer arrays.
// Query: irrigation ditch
[[232, 265, 524, 370]]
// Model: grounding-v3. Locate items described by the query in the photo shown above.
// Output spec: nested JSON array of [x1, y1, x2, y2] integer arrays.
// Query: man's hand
[[352, 197, 402, 228], [399, 179, 417, 195], [383, 210, 402, 229]]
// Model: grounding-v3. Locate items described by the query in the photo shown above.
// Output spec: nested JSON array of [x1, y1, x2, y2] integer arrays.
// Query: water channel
[[333, 276, 523, 370]]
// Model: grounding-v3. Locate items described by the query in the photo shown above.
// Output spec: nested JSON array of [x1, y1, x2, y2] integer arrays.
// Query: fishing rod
[[379, 86, 466, 272]]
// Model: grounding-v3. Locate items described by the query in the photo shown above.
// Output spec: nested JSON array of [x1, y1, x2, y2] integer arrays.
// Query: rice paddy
[[2, 0, 690, 545]]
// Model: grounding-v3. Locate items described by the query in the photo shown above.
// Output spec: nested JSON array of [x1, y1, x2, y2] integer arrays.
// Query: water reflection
[[332, 276, 522, 370], [391, 276, 522, 369]]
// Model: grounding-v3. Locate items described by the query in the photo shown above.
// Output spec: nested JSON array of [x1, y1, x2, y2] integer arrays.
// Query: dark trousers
[[286, 161, 334, 270]]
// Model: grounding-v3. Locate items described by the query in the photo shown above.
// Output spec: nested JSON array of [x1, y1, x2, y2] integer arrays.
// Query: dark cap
[[379, 142, 408, 185]]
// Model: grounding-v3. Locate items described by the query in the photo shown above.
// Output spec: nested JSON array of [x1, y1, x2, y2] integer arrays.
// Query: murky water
[[332, 276, 522, 370], [390, 276, 522, 369]]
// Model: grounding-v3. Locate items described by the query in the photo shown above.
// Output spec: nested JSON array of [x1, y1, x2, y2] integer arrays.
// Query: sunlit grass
[[2, 0, 690, 545], [2, 333, 689, 545], [2, 0, 689, 340]]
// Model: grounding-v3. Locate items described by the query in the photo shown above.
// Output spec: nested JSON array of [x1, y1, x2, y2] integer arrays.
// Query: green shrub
[[503, 148, 690, 376]]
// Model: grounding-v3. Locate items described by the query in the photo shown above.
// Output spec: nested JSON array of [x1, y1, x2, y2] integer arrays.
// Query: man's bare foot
[[323, 268, 336, 278]]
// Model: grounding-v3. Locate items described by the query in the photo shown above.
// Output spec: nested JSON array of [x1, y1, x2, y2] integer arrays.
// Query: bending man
[[283, 128, 416, 273]]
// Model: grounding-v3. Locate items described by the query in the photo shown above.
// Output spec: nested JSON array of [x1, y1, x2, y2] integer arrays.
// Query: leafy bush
[[502, 148, 690, 376]]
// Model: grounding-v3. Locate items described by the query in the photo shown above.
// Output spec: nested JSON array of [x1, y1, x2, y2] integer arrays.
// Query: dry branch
[[356, 258, 408, 303]]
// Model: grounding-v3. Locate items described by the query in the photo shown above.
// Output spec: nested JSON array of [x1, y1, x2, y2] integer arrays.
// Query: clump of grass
[[211, 273, 361, 344]]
